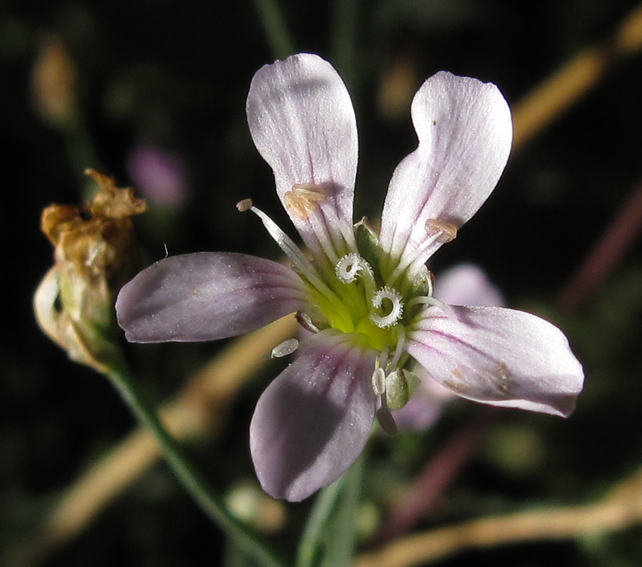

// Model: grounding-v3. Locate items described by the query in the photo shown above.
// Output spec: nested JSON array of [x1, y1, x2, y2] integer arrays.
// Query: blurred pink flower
[[116, 54, 584, 501], [126, 145, 189, 206]]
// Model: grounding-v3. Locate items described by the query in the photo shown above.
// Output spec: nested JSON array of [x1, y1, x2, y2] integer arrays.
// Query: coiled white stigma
[[335, 253, 365, 283], [370, 287, 404, 328]]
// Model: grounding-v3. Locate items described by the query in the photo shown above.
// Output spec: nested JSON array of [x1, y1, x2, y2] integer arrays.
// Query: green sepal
[[355, 218, 383, 284]]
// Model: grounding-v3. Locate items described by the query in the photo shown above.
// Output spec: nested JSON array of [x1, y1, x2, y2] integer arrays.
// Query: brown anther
[[236, 198, 253, 212], [426, 218, 458, 243], [376, 406, 398, 436], [283, 183, 326, 220]]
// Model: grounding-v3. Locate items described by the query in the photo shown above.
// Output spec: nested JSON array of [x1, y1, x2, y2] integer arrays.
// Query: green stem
[[224, 538, 254, 567], [253, 0, 295, 59], [104, 361, 286, 567], [62, 116, 104, 201], [323, 455, 365, 567], [331, 0, 359, 92], [295, 475, 345, 567]]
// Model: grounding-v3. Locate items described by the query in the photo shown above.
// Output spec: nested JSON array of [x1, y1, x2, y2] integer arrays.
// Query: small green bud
[[355, 217, 383, 281], [385, 369, 421, 410]]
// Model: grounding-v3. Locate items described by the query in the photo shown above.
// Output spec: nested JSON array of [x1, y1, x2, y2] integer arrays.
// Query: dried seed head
[[35, 170, 147, 372]]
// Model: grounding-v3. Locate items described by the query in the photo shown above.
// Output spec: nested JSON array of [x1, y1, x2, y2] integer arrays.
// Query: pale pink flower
[[116, 54, 584, 501]]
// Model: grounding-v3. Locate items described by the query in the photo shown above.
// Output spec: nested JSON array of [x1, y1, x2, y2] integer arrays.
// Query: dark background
[[3, 0, 642, 565]]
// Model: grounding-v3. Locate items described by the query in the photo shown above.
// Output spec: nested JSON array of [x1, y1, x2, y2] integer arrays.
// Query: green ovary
[[355, 316, 394, 352], [305, 268, 399, 354]]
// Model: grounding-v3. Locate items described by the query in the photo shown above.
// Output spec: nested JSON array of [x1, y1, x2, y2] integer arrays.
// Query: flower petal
[[116, 252, 307, 342], [246, 53, 358, 259], [406, 306, 584, 417], [250, 330, 377, 501], [393, 265, 504, 431], [379, 72, 512, 271]]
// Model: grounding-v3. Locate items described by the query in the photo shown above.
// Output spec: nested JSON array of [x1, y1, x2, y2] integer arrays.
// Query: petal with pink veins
[[379, 72, 512, 273], [246, 53, 358, 258], [406, 306, 584, 417], [250, 330, 377, 501], [116, 252, 307, 343]]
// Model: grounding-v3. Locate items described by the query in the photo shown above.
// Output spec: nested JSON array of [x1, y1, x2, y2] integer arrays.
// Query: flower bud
[[385, 369, 421, 410]]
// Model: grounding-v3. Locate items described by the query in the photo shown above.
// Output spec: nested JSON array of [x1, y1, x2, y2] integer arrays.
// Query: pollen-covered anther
[[370, 286, 404, 328], [296, 311, 320, 334], [335, 253, 367, 283], [236, 198, 253, 212], [371, 367, 386, 396], [284, 183, 326, 220], [426, 218, 458, 243], [270, 338, 299, 358]]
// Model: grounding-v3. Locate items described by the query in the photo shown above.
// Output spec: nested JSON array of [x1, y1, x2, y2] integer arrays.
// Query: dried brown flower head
[[35, 169, 147, 371]]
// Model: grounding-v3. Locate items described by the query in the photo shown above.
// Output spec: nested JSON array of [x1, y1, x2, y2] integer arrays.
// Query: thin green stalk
[[104, 361, 286, 567], [331, 0, 359, 92], [322, 455, 366, 567], [296, 475, 345, 567], [224, 538, 255, 567], [62, 116, 104, 201], [253, 0, 295, 59]]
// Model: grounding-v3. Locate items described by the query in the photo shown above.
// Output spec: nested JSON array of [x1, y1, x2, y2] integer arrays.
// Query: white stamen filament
[[386, 231, 442, 289], [406, 295, 454, 318], [370, 287, 404, 328], [386, 219, 459, 290], [384, 324, 406, 374], [243, 204, 352, 323]]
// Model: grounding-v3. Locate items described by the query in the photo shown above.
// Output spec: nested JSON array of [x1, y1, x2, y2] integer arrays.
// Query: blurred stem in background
[[512, 1, 642, 149], [331, 0, 359, 93], [253, 0, 296, 59], [31, 36, 103, 199], [558, 177, 642, 312], [295, 455, 365, 567], [355, 464, 642, 567]]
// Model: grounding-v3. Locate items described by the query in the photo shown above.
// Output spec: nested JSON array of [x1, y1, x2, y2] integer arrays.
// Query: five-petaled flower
[[116, 53, 584, 502]]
